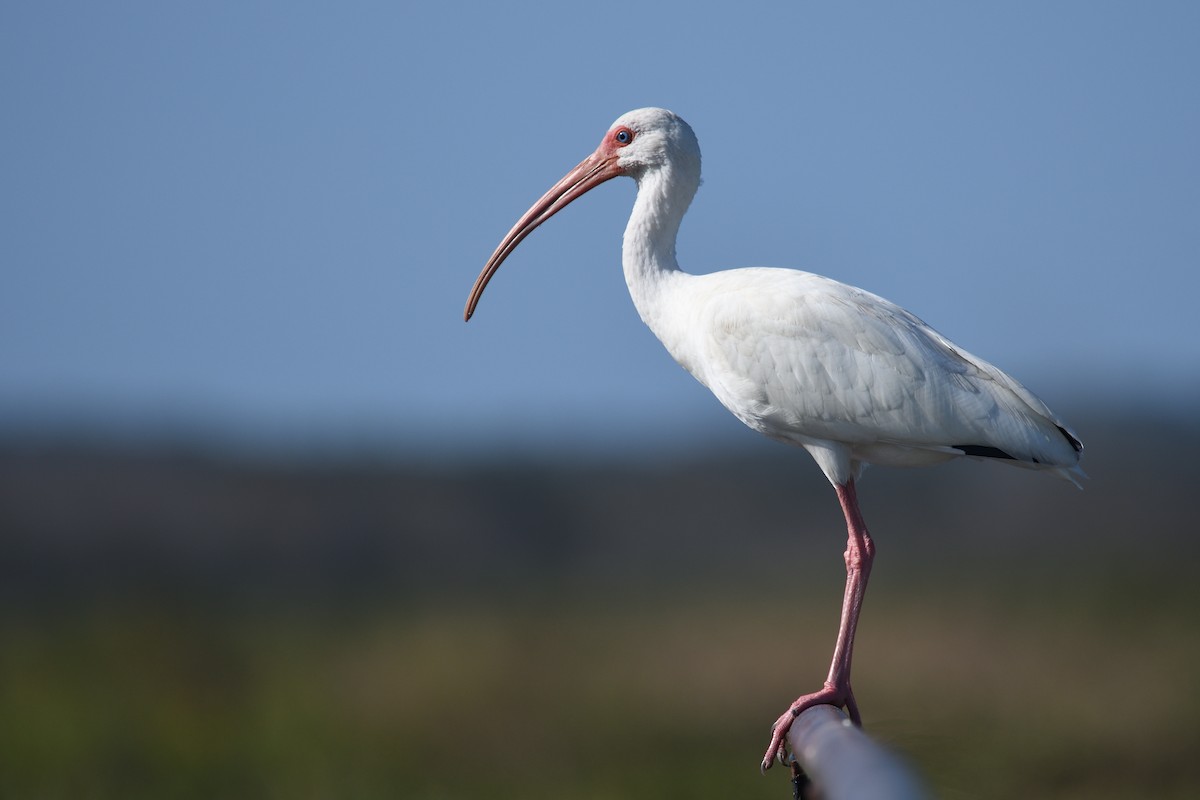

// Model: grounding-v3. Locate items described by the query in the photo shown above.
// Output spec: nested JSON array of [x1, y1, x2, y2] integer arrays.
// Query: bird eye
[[614, 128, 634, 145]]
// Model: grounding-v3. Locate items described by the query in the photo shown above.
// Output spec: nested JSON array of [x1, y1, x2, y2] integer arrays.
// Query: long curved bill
[[464, 148, 622, 321]]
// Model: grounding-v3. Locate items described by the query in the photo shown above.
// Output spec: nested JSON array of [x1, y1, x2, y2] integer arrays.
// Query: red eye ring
[[613, 127, 634, 145]]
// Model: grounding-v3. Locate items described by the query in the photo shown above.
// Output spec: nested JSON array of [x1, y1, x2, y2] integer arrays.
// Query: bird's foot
[[760, 682, 859, 774]]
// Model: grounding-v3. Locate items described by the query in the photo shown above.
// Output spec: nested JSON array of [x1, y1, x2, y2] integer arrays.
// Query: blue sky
[[2, 2, 1197, 455]]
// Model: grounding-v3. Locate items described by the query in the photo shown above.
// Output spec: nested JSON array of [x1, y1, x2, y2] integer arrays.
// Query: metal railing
[[785, 705, 930, 800]]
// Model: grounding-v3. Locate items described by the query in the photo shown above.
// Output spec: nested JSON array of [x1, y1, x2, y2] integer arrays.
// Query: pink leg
[[760, 479, 876, 772]]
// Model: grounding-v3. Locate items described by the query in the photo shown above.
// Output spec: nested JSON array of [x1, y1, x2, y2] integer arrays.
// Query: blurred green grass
[[1, 576, 1196, 798], [2, 415, 1198, 797]]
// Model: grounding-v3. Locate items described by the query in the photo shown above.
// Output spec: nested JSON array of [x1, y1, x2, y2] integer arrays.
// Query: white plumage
[[465, 107, 1083, 772], [675, 268, 1082, 486]]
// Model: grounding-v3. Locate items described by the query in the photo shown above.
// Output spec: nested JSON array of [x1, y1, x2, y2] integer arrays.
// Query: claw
[[759, 686, 854, 774], [760, 710, 794, 773]]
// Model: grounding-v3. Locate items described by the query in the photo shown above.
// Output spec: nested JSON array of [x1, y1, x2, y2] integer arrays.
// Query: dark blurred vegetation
[[1, 408, 1197, 798]]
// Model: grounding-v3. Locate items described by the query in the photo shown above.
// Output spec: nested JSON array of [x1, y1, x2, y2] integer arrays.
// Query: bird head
[[603, 107, 702, 181], [463, 108, 700, 321]]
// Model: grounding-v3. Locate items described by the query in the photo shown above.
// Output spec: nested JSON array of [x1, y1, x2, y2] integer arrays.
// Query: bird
[[463, 107, 1084, 773]]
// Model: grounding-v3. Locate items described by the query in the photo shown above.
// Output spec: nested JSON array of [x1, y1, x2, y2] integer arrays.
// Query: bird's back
[[664, 268, 1083, 483]]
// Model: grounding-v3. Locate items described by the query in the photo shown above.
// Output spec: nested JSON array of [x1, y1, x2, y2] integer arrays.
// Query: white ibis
[[463, 108, 1084, 773]]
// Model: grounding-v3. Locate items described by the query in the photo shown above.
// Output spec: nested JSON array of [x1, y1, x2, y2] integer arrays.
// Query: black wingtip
[[954, 444, 1018, 461], [1057, 425, 1083, 453]]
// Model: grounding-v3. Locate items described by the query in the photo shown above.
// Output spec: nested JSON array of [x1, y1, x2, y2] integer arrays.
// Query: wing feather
[[684, 269, 1079, 471]]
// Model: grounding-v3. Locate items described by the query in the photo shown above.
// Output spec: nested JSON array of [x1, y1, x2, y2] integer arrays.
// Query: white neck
[[619, 164, 703, 380], [622, 165, 698, 333]]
